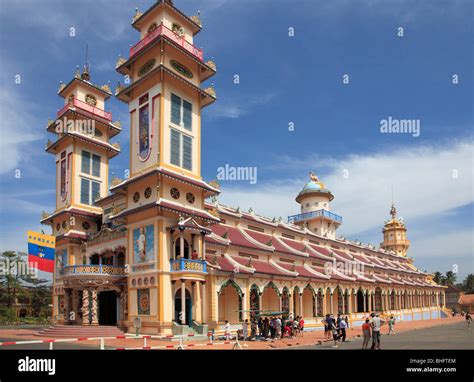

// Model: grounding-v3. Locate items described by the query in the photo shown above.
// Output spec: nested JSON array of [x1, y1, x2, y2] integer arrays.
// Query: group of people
[[322, 314, 350, 347], [228, 315, 305, 341]]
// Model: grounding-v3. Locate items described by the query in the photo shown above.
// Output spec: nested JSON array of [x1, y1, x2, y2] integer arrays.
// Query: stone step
[[35, 325, 125, 338]]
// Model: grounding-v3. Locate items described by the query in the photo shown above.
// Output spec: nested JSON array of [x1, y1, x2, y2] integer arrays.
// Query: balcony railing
[[171, 258, 207, 273], [287, 209, 343, 224], [130, 23, 203, 61], [61, 264, 125, 276], [57, 98, 112, 121]]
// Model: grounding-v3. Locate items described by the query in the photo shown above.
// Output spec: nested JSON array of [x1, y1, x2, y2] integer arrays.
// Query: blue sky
[[0, 0, 472, 282]]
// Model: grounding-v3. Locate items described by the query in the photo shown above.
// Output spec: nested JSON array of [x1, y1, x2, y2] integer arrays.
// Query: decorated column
[[201, 282, 207, 323], [181, 280, 186, 324], [81, 289, 90, 326], [91, 289, 99, 326]]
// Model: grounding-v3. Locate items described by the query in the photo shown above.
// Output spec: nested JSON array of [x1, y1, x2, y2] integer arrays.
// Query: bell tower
[[288, 172, 343, 239], [380, 204, 410, 257], [115, 0, 216, 179]]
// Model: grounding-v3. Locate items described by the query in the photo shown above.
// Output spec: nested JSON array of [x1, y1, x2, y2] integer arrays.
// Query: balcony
[[61, 265, 126, 277], [287, 209, 343, 224], [57, 98, 112, 122], [129, 23, 203, 61], [171, 258, 207, 273]]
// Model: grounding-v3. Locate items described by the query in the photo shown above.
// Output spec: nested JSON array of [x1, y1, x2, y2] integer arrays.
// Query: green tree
[[462, 274, 474, 294], [433, 271, 443, 285], [444, 271, 457, 286]]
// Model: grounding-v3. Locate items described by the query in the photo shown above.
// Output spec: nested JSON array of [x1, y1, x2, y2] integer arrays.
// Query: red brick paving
[[0, 316, 463, 350]]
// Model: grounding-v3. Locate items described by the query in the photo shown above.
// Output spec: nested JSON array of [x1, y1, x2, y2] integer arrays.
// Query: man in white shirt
[[371, 314, 385, 349], [224, 320, 231, 340]]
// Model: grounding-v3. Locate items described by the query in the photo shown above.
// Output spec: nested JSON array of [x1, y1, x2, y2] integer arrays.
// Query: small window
[[133, 192, 140, 203], [186, 192, 195, 204], [170, 188, 180, 199], [144, 187, 152, 199]]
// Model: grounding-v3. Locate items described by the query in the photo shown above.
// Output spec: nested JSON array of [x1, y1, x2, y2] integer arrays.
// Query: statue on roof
[[390, 203, 397, 219], [309, 171, 319, 182]]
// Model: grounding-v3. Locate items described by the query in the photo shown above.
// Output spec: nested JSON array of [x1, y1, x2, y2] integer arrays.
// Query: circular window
[[144, 187, 152, 199], [82, 221, 91, 230], [56, 223, 60, 232], [133, 192, 140, 203], [186, 192, 195, 204], [62, 221, 67, 229], [85, 94, 97, 106], [170, 187, 180, 199]]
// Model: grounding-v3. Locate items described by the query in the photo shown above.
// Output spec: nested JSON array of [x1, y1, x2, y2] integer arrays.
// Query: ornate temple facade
[[42, 0, 447, 335]]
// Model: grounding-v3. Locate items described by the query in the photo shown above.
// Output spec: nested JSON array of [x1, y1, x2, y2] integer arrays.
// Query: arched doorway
[[175, 288, 192, 325], [302, 286, 315, 317], [218, 280, 242, 323], [262, 283, 280, 314], [390, 290, 395, 310], [175, 238, 190, 259], [357, 289, 365, 313]]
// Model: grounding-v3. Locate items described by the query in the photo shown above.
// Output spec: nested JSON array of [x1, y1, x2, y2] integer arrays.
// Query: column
[[341, 292, 346, 314], [201, 233, 206, 260], [215, 291, 220, 323], [258, 292, 263, 314], [368, 292, 372, 312], [348, 291, 352, 314], [322, 293, 327, 316], [64, 289, 70, 324], [330, 292, 334, 314], [192, 282, 197, 321], [315, 293, 319, 317], [299, 293, 303, 317], [91, 289, 98, 326], [363, 292, 367, 312], [179, 233, 184, 259], [288, 293, 293, 317], [442, 292, 446, 308], [170, 230, 175, 260], [242, 292, 248, 321], [201, 282, 207, 323], [436, 292, 439, 307], [180, 280, 186, 325], [81, 289, 90, 326]]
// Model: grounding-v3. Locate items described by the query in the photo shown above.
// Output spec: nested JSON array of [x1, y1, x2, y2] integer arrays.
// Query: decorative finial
[[74, 65, 81, 79]]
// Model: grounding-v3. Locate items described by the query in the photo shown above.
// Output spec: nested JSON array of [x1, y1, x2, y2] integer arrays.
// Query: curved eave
[[40, 208, 101, 225], [58, 77, 112, 100], [295, 188, 334, 203], [117, 37, 216, 81], [132, 1, 201, 35], [115, 65, 216, 107], [46, 133, 120, 158], [47, 108, 121, 137]]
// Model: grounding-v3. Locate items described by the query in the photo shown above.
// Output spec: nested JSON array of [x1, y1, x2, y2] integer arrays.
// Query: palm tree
[[444, 271, 457, 286], [463, 274, 474, 294], [433, 272, 443, 284]]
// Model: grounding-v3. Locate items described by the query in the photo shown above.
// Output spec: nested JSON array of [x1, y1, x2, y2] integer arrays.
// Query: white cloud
[[218, 139, 474, 237], [0, 87, 43, 175], [207, 91, 277, 120]]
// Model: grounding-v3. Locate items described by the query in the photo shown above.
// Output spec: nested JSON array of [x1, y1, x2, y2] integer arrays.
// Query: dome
[[296, 173, 334, 202]]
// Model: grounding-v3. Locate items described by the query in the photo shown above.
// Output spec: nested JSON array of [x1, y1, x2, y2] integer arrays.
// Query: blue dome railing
[[287, 209, 343, 224]]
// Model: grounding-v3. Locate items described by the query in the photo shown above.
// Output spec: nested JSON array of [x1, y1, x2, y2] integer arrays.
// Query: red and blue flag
[[27, 231, 55, 273]]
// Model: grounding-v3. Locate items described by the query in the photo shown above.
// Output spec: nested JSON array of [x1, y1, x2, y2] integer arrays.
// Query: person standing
[[325, 314, 334, 340], [388, 315, 396, 335], [338, 317, 347, 342], [242, 319, 249, 340], [331, 321, 340, 348], [371, 314, 385, 350], [361, 318, 372, 349], [276, 316, 282, 339], [224, 320, 231, 340], [299, 317, 305, 337], [466, 312, 472, 329], [258, 317, 263, 338]]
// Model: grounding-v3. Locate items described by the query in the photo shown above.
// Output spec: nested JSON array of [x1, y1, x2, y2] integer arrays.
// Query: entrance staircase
[[35, 325, 125, 338]]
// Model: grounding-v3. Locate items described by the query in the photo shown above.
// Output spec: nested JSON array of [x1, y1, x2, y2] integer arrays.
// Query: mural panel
[[137, 289, 150, 315], [133, 225, 154, 263]]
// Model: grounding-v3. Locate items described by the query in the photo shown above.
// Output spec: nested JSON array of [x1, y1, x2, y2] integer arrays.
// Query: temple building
[[41, 0, 447, 335]]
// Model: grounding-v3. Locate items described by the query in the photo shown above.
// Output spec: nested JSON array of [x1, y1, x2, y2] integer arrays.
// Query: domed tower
[[380, 204, 410, 257], [288, 172, 342, 239]]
